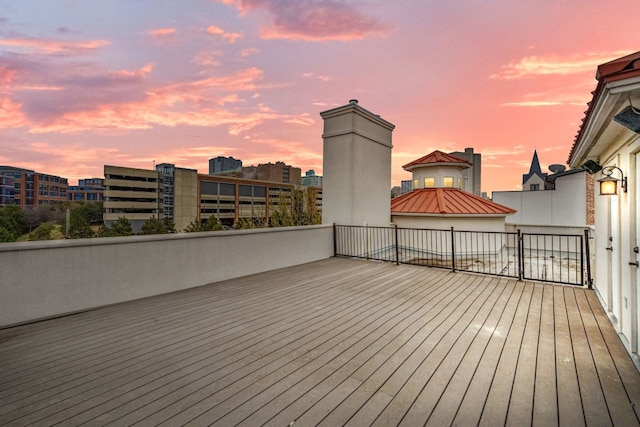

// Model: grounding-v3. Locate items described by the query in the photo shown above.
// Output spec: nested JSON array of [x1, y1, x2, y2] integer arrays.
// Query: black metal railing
[[334, 224, 591, 287]]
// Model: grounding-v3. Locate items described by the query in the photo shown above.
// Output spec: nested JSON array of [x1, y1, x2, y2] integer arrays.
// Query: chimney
[[320, 100, 395, 226]]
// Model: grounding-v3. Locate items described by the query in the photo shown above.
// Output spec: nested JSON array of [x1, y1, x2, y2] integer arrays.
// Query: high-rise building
[[449, 147, 482, 196], [242, 162, 301, 184], [401, 180, 413, 194], [103, 164, 321, 231], [103, 165, 163, 232], [0, 166, 68, 207], [301, 169, 322, 187], [209, 156, 242, 175]]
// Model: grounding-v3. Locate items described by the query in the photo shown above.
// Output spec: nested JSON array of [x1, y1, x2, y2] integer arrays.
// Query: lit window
[[413, 179, 419, 189], [443, 177, 454, 187], [458, 178, 462, 188], [424, 177, 435, 188]]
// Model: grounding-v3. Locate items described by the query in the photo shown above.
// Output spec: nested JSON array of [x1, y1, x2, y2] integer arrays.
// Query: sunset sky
[[1, 1, 637, 193]]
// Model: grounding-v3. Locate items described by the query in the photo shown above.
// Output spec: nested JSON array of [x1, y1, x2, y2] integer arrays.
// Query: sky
[[0, 0, 638, 194]]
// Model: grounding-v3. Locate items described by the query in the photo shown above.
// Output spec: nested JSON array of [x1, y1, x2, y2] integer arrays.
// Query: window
[[530, 184, 540, 191], [413, 179, 419, 189], [424, 177, 435, 188], [443, 177, 454, 188]]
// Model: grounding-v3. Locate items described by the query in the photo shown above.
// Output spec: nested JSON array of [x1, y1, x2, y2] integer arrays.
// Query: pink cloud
[[148, 28, 177, 37], [25, 67, 314, 135], [491, 50, 636, 80], [206, 25, 242, 43], [0, 37, 109, 55], [221, 0, 392, 41], [0, 97, 28, 127]]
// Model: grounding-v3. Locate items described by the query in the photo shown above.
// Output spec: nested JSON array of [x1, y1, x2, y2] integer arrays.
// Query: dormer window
[[424, 177, 435, 188]]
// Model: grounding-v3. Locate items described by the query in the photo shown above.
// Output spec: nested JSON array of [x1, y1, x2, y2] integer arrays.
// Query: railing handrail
[[334, 224, 591, 286]]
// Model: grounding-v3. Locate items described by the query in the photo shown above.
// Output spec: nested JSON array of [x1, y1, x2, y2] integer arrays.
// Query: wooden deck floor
[[1, 257, 639, 426]]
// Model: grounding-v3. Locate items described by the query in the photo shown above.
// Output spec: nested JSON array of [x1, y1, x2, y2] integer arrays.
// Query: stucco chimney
[[320, 100, 395, 226]]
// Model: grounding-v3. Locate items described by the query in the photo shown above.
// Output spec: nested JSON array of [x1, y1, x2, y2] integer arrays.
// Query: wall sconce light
[[598, 166, 627, 195]]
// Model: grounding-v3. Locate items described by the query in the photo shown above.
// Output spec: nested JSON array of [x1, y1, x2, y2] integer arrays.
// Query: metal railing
[[334, 224, 591, 287]]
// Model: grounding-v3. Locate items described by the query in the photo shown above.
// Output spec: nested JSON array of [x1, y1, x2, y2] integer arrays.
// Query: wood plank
[[564, 286, 612, 427], [533, 284, 558, 427], [574, 289, 640, 426], [450, 279, 526, 426], [586, 290, 640, 421], [1, 258, 639, 427], [478, 281, 535, 427], [554, 285, 585, 427]]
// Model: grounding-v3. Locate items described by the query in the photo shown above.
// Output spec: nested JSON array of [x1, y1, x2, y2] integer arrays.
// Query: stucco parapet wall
[[0, 224, 332, 253]]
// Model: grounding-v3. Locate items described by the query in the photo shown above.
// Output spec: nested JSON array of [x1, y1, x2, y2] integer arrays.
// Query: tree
[[61, 210, 95, 239], [268, 194, 294, 227], [0, 204, 27, 242], [28, 223, 55, 241], [74, 202, 104, 224], [184, 215, 222, 232], [234, 217, 257, 229], [97, 217, 134, 237], [139, 216, 175, 235]]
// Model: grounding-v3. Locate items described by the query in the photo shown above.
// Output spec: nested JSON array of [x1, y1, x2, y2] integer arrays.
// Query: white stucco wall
[[0, 225, 333, 328], [391, 215, 508, 232], [410, 165, 465, 189], [321, 100, 394, 227], [493, 172, 587, 226]]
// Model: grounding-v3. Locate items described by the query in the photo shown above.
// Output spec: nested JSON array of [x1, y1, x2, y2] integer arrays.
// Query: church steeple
[[522, 150, 547, 185]]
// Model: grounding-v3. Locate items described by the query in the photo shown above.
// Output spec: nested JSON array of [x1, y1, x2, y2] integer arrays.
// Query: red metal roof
[[568, 51, 640, 164], [402, 150, 472, 171], [391, 188, 516, 215]]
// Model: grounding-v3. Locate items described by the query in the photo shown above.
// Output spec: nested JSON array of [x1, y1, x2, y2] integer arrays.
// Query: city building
[[209, 156, 242, 175], [0, 174, 16, 206], [567, 50, 640, 369], [301, 169, 323, 187], [103, 165, 164, 232], [391, 151, 515, 231], [400, 179, 413, 195], [105, 164, 321, 231], [450, 147, 482, 196], [68, 178, 105, 202], [0, 166, 68, 207], [242, 162, 301, 184]]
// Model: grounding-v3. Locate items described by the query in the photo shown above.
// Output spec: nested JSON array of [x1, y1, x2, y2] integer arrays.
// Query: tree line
[[0, 188, 321, 242]]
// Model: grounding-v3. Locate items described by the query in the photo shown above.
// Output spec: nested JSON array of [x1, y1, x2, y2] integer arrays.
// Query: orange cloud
[[107, 63, 154, 81], [27, 67, 313, 135], [206, 25, 242, 43], [148, 28, 177, 37], [491, 50, 636, 80], [0, 97, 28, 127], [0, 37, 109, 55]]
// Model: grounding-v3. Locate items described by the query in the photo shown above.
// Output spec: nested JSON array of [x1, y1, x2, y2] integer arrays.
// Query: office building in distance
[[104, 163, 321, 231], [0, 166, 68, 207], [209, 156, 242, 175]]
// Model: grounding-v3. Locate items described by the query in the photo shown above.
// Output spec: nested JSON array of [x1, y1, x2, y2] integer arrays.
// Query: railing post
[[332, 223, 337, 257], [517, 229, 523, 281], [394, 224, 399, 265], [450, 226, 456, 273], [584, 229, 592, 289]]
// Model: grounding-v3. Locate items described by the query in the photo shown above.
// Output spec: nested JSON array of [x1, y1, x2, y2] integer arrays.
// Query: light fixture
[[581, 159, 602, 174], [598, 166, 627, 195], [613, 98, 640, 134]]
